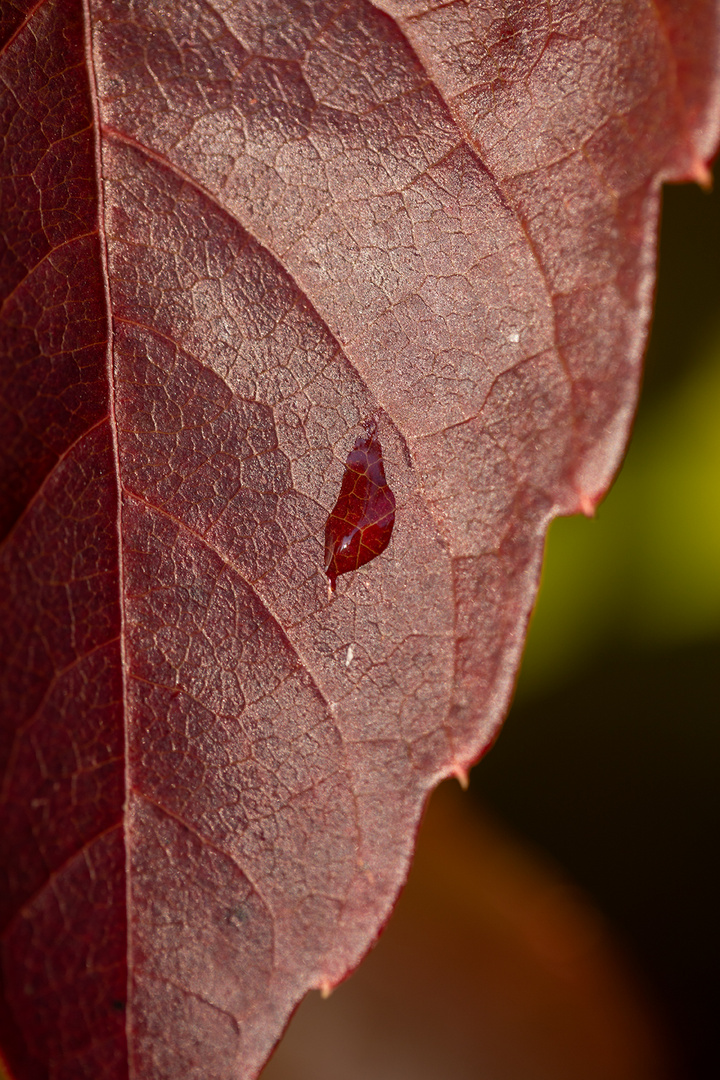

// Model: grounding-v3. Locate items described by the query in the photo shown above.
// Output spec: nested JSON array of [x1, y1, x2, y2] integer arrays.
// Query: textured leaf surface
[[1, 1, 719, 1078]]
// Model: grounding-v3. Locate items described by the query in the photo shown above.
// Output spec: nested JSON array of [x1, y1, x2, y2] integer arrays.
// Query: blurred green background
[[471, 173, 720, 1079]]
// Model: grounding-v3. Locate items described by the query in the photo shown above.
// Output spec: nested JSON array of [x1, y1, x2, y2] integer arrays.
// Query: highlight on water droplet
[[324, 422, 396, 592]]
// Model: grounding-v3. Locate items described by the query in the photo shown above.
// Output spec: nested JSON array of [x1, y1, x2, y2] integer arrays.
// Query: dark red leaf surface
[[1, 2, 719, 1078], [324, 423, 396, 591]]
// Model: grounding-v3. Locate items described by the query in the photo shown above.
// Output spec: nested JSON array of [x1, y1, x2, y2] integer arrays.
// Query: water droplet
[[325, 424, 396, 591]]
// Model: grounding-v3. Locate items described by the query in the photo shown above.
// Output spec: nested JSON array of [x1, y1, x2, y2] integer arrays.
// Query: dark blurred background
[[470, 169, 720, 1080]]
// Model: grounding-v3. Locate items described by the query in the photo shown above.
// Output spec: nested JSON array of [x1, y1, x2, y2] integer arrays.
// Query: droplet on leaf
[[325, 423, 396, 591]]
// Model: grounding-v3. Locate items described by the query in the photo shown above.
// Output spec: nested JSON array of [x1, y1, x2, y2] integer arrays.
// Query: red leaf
[[324, 423, 396, 591], [1, 2, 719, 1078]]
